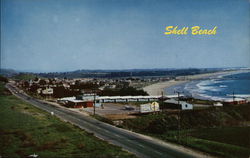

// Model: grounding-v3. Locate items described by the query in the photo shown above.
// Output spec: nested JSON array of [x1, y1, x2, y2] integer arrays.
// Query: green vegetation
[[154, 127, 250, 158], [0, 75, 8, 83], [121, 106, 250, 158], [99, 87, 148, 96], [52, 86, 148, 98], [92, 115, 114, 125], [186, 98, 215, 105], [0, 82, 135, 158], [12, 73, 38, 80]]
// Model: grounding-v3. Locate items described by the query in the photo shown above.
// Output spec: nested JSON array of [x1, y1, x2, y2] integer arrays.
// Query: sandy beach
[[143, 70, 247, 96]]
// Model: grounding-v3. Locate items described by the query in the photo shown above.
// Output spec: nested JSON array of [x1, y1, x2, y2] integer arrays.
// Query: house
[[41, 87, 53, 95], [62, 83, 70, 89], [37, 88, 42, 94], [213, 102, 223, 107], [164, 99, 193, 110]]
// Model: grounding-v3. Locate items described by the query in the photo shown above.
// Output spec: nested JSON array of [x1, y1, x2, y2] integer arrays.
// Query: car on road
[[124, 105, 135, 111]]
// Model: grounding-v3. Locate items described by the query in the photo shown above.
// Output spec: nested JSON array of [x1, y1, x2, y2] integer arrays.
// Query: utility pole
[[233, 91, 235, 104], [93, 92, 96, 116], [177, 91, 181, 143], [161, 91, 164, 112]]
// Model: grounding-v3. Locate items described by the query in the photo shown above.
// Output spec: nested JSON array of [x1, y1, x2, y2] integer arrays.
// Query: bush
[[99, 86, 148, 96], [0, 75, 8, 83]]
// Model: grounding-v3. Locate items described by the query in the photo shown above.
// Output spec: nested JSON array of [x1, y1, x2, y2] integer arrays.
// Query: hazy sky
[[1, 0, 250, 72]]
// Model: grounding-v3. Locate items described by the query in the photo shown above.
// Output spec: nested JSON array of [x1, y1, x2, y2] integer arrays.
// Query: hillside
[[0, 82, 135, 158], [37, 68, 222, 78], [0, 69, 18, 77], [121, 105, 250, 158], [12, 73, 38, 80]]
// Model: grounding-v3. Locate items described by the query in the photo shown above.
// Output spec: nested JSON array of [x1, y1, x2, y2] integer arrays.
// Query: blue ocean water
[[165, 71, 250, 100]]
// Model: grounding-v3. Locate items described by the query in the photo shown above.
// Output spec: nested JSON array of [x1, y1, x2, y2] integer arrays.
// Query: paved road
[[6, 83, 210, 158]]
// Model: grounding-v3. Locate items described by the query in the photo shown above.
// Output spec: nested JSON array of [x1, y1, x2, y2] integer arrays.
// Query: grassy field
[[12, 73, 38, 80], [121, 106, 250, 158], [154, 127, 250, 158], [0, 82, 136, 158]]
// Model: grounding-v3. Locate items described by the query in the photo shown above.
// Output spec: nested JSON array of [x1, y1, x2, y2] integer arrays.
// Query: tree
[[39, 79, 47, 85], [23, 81, 29, 88], [30, 84, 39, 93], [34, 77, 39, 82], [0, 75, 8, 83]]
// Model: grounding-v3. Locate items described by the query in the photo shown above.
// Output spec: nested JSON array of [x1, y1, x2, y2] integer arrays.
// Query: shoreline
[[143, 69, 249, 96]]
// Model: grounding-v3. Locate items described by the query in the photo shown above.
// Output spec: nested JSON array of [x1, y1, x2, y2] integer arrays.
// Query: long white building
[[58, 94, 183, 103]]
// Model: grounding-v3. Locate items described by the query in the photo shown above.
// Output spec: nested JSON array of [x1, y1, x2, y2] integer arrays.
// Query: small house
[[42, 87, 53, 95], [213, 102, 223, 107]]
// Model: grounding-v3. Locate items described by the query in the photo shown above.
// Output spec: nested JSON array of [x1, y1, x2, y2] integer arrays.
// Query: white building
[[164, 99, 193, 110], [213, 102, 223, 107], [140, 102, 160, 113], [42, 87, 53, 95]]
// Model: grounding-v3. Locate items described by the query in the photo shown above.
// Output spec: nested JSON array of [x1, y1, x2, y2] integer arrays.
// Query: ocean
[[165, 71, 250, 100]]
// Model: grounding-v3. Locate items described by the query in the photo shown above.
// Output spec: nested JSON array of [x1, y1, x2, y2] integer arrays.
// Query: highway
[[6, 83, 210, 158]]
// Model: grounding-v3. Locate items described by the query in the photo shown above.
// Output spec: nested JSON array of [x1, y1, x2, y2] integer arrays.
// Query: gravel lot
[[81, 103, 139, 116]]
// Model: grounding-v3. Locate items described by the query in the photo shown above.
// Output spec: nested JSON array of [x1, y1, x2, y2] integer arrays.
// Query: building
[[57, 96, 101, 108], [222, 98, 247, 105], [67, 100, 85, 108], [97, 94, 183, 103], [140, 102, 160, 113], [57, 94, 185, 109], [213, 102, 223, 107], [76, 93, 96, 101], [41, 87, 53, 95], [62, 99, 94, 108], [164, 99, 193, 110], [36, 88, 42, 94]]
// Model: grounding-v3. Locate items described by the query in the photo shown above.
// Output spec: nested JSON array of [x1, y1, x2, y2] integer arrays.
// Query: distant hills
[[3, 67, 249, 79], [57, 68, 221, 78], [1, 68, 228, 79], [0, 69, 18, 77]]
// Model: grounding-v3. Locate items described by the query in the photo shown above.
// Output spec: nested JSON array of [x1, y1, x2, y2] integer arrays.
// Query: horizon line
[[1, 67, 249, 74]]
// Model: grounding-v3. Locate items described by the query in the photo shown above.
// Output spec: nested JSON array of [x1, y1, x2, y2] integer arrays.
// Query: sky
[[1, 0, 250, 72]]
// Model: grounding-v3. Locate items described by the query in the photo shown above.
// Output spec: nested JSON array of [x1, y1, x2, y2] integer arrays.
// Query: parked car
[[124, 105, 135, 111]]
